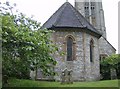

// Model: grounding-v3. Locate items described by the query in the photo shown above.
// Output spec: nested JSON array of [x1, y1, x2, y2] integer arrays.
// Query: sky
[[2, 0, 119, 53]]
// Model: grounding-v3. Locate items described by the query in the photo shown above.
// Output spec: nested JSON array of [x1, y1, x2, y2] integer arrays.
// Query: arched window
[[90, 39, 94, 62], [67, 37, 73, 61]]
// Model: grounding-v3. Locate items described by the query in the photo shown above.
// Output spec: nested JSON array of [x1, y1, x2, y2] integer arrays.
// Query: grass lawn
[[4, 78, 119, 87]]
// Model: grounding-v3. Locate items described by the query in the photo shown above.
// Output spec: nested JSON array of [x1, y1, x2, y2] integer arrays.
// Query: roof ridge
[[102, 37, 116, 51]]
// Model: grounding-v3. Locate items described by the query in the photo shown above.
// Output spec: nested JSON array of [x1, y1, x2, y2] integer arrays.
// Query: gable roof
[[42, 2, 101, 37], [103, 37, 116, 51]]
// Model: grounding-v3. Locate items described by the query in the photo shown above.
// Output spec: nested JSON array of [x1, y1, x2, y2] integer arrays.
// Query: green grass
[[5, 78, 119, 87]]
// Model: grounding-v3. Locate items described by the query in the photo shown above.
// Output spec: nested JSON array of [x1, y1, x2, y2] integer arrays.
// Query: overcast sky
[[2, 0, 119, 53]]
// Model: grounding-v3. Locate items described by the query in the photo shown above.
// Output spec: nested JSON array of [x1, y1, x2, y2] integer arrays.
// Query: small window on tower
[[85, 7, 89, 16], [84, 6, 89, 10], [91, 7, 95, 10], [84, 2, 89, 20], [91, 2, 95, 15]]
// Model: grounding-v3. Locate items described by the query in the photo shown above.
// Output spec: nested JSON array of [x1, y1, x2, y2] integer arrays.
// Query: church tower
[[75, 0, 106, 38]]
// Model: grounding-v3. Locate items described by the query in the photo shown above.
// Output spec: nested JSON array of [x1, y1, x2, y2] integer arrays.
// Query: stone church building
[[31, 0, 116, 81]]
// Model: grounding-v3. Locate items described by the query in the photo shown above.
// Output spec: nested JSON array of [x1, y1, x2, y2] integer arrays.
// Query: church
[[33, 0, 116, 81]]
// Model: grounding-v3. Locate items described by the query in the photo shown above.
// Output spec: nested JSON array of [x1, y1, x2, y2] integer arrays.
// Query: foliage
[[100, 54, 120, 79], [4, 78, 119, 87], [1, 1, 58, 80]]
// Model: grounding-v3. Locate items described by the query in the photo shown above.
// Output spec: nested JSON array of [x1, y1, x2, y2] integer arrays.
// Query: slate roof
[[42, 2, 101, 37]]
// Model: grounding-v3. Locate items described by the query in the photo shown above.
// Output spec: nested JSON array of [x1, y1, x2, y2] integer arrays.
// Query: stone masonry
[[52, 30, 100, 81]]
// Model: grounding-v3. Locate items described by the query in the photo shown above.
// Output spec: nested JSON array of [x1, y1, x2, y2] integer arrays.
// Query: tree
[[1, 1, 58, 82], [100, 54, 120, 79]]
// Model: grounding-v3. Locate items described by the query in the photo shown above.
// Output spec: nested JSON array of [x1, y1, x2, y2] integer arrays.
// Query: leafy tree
[[1, 1, 58, 82], [100, 54, 120, 79]]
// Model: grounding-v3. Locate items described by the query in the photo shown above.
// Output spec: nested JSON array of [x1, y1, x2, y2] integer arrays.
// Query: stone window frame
[[90, 38, 94, 63], [63, 35, 76, 61]]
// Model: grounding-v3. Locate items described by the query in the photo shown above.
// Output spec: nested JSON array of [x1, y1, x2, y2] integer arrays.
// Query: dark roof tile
[[42, 2, 101, 37]]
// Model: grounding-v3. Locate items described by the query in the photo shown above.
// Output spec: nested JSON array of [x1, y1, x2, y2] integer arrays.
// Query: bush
[[100, 54, 120, 80]]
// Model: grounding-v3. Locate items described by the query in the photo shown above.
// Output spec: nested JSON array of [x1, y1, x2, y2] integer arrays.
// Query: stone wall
[[84, 33, 100, 81], [30, 32, 115, 81], [52, 30, 100, 81], [99, 37, 116, 56]]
